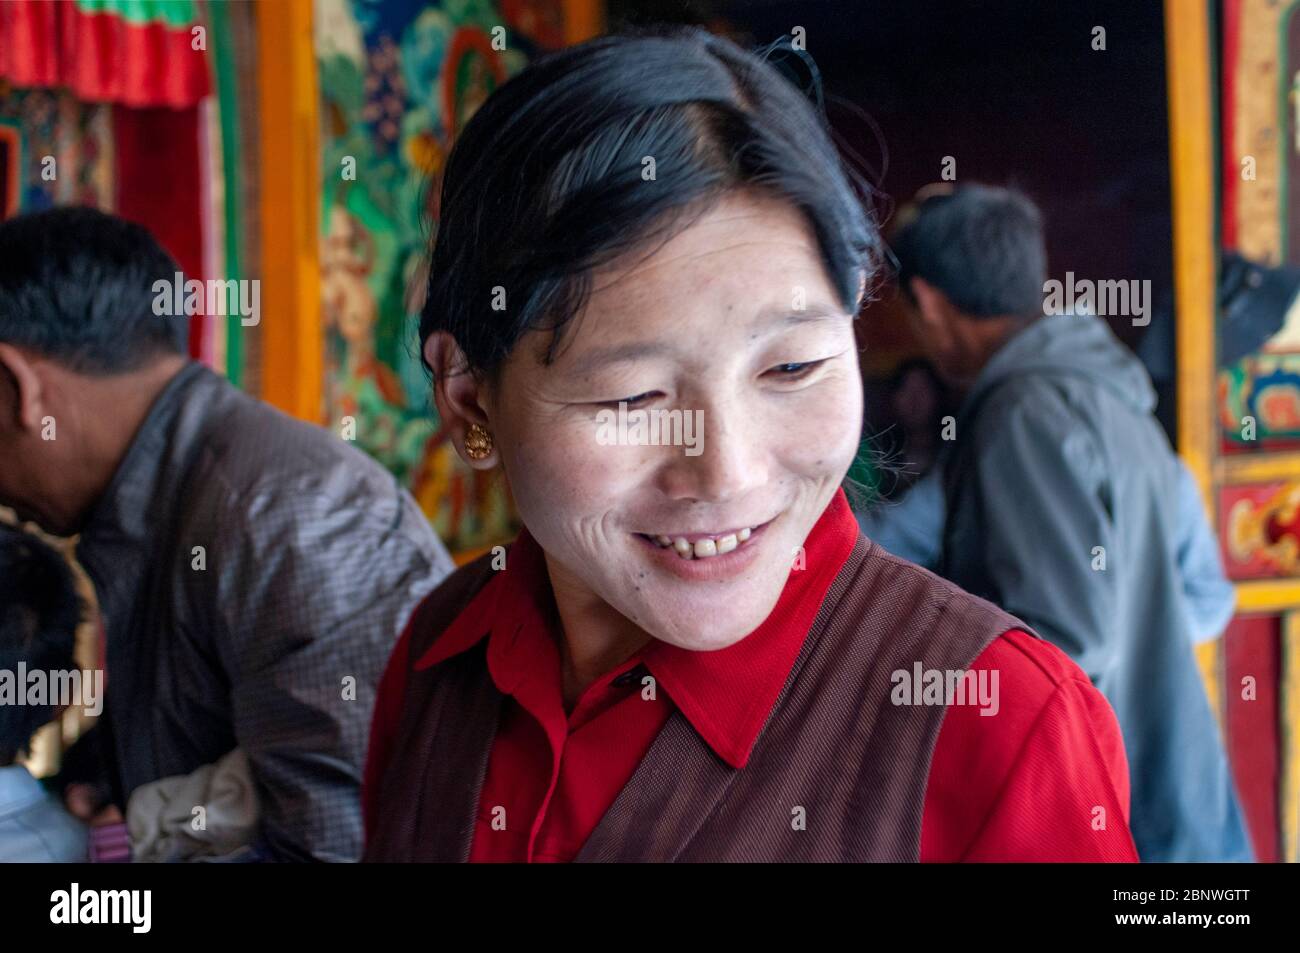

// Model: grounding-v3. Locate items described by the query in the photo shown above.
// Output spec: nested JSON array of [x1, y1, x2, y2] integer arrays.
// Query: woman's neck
[[545, 552, 653, 711]]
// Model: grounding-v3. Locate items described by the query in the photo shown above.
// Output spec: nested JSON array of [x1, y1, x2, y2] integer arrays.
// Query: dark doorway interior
[[607, 0, 1173, 367]]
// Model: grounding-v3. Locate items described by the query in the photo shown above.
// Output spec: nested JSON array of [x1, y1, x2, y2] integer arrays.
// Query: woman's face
[[484, 191, 863, 650]]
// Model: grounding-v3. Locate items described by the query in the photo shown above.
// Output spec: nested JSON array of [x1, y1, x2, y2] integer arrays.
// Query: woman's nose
[[655, 400, 767, 504]]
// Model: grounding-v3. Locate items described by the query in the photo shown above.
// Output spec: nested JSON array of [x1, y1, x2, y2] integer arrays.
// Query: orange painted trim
[[255, 0, 322, 422], [562, 0, 603, 44], [1167, 0, 1217, 521]]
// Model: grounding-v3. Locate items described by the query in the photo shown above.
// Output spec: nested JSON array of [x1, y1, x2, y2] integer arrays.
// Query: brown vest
[[364, 534, 1030, 862]]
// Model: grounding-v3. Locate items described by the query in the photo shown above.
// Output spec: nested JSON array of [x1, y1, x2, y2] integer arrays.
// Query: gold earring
[[464, 423, 494, 461]]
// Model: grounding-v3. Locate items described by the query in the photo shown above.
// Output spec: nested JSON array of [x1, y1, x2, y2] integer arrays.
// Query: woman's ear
[[423, 331, 499, 469]]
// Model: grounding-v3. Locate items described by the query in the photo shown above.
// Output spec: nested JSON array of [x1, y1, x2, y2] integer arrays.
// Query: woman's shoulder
[[853, 537, 1019, 627], [853, 540, 1095, 695], [922, 629, 1137, 861], [829, 537, 1028, 669], [975, 628, 1094, 697]]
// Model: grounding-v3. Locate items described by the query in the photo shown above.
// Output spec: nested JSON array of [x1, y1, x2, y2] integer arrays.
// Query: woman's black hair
[[419, 27, 882, 378]]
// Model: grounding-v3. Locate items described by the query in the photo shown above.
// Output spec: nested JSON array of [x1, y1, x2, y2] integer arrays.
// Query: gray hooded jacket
[[937, 312, 1251, 862]]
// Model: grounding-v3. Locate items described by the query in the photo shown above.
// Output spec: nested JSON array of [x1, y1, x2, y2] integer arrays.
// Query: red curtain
[[113, 104, 204, 358], [0, 0, 209, 108]]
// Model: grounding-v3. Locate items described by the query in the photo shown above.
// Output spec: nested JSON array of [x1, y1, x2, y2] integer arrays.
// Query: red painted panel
[[1221, 0, 1240, 250], [1223, 614, 1281, 862], [1218, 482, 1300, 580], [111, 104, 204, 358]]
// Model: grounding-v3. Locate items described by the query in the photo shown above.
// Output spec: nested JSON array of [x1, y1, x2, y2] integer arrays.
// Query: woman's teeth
[[649, 527, 754, 560]]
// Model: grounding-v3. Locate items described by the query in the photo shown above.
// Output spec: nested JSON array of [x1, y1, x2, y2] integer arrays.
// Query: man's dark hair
[[891, 184, 1047, 320], [0, 524, 82, 764], [0, 207, 186, 373], [420, 27, 882, 377]]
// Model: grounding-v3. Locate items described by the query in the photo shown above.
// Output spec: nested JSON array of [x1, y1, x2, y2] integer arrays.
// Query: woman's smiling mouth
[[641, 526, 755, 559], [633, 518, 775, 574]]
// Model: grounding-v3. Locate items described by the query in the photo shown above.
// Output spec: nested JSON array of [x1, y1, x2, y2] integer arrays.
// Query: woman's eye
[[602, 391, 656, 407], [767, 359, 828, 379]]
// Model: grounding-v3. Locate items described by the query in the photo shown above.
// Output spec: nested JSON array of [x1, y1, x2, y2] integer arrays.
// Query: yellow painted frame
[[256, 0, 323, 422], [1283, 613, 1300, 861], [1167, 0, 1227, 709], [1237, 578, 1300, 611], [1218, 1, 1300, 615], [1220, 450, 1300, 482], [1168, 0, 1217, 507]]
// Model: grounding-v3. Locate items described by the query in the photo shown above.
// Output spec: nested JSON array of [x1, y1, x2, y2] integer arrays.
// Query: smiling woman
[[362, 27, 1141, 864]]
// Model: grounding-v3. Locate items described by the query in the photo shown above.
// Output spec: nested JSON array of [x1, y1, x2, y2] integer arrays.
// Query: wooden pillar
[[255, 0, 323, 422], [1167, 0, 1227, 763], [563, 0, 604, 44], [1166, 0, 1217, 511]]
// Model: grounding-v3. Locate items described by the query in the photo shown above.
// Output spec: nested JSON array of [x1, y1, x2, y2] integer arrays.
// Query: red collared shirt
[[365, 491, 1138, 862]]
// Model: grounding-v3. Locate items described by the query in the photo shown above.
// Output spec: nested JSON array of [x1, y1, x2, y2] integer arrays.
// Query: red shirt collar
[[415, 489, 860, 769], [413, 522, 555, 674]]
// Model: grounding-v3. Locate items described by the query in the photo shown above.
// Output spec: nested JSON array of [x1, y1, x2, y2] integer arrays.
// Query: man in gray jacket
[[0, 207, 454, 861], [876, 184, 1252, 862]]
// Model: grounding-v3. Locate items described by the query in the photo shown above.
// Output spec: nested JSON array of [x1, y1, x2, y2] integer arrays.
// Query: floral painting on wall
[[316, 0, 564, 555]]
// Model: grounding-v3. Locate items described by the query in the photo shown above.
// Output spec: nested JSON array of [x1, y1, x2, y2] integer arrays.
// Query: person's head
[[892, 184, 1047, 386], [421, 29, 880, 651], [0, 207, 189, 534], [0, 524, 82, 766]]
